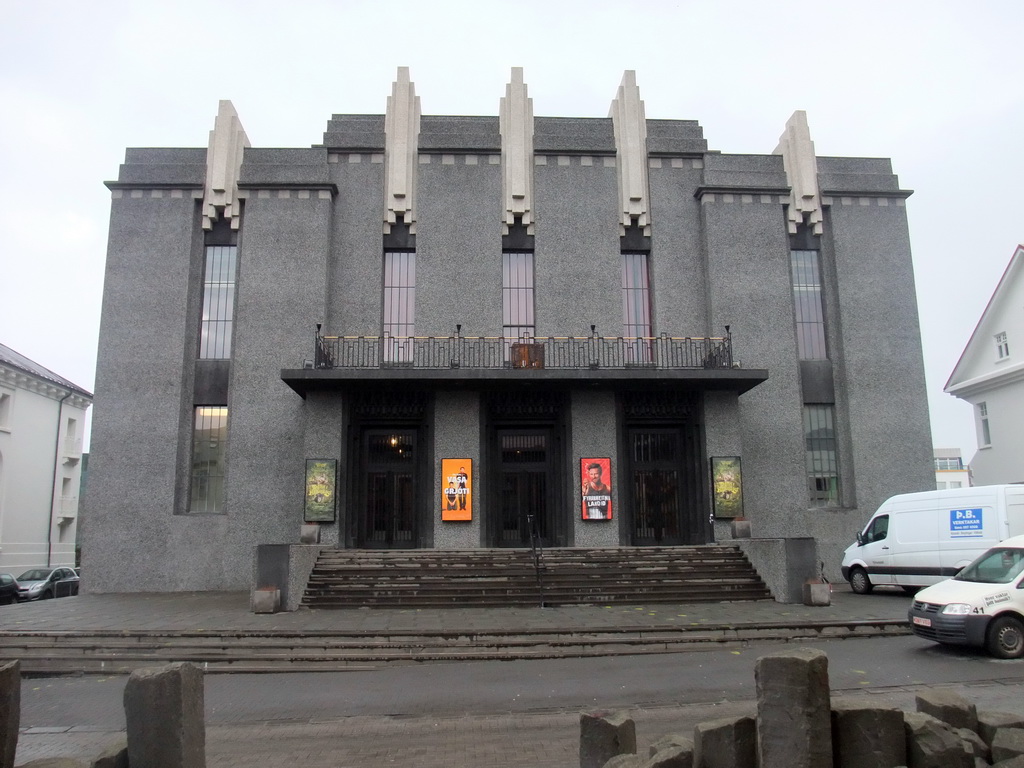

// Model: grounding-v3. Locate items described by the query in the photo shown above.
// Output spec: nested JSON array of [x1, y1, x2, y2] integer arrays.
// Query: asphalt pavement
[[8, 584, 1022, 767]]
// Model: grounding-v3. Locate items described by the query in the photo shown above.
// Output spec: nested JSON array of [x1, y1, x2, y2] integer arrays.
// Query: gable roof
[[0, 343, 93, 399], [945, 245, 1024, 395]]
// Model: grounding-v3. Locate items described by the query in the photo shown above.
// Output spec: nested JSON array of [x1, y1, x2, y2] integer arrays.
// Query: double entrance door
[[356, 428, 418, 548], [627, 426, 707, 545], [493, 428, 558, 548]]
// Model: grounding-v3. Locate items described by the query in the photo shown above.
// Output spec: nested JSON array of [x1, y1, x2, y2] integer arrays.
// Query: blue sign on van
[[950, 508, 983, 537]]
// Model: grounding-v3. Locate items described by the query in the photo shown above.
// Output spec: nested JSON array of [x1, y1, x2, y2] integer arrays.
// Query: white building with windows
[[0, 344, 92, 570], [946, 244, 1024, 485], [934, 448, 970, 490]]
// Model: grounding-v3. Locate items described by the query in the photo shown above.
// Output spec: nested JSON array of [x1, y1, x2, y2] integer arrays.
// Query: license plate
[[913, 616, 932, 627]]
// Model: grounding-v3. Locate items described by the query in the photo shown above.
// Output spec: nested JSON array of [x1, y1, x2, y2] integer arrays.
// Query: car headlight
[[941, 603, 973, 615]]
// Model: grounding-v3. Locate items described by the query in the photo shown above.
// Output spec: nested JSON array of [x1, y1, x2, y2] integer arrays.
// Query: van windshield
[[955, 547, 1024, 584]]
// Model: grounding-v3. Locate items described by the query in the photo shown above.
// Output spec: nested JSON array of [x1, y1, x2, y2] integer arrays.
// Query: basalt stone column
[[693, 715, 755, 768], [123, 662, 205, 768], [755, 648, 832, 768], [580, 711, 636, 768], [830, 700, 905, 768], [0, 661, 18, 768]]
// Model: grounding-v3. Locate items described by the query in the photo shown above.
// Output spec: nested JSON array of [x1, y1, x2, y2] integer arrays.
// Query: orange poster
[[441, 458, 472, 521]]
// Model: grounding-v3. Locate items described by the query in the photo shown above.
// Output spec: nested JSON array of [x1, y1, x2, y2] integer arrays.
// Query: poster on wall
[[580, 457, 612, 520], [441, 458, 472, 521], [711, 456, 743, 519], [304, 458, 337, 522]]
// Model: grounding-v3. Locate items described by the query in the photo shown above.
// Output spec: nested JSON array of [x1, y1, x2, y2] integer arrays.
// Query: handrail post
[[527, 513, 546, 608], [725, 324, 733, 367]]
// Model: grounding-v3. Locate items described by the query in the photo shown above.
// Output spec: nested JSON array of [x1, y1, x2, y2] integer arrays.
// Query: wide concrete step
[[302, 545, 773, 608], [0, 619, 910, 674]]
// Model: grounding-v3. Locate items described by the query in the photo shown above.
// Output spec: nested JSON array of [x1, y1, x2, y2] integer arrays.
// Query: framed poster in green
[[711, 456, 743, 519], [304, 458, 337, 522]]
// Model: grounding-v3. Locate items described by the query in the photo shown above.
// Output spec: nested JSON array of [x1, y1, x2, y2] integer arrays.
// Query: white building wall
[[0, 377, 89, 570]]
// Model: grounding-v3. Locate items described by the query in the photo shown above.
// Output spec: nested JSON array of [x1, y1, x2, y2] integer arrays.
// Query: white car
[[908, 534, 1024, 659]]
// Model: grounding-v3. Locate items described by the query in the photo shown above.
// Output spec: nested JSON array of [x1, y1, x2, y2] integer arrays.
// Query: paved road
[[16, 635, 1024, 767]]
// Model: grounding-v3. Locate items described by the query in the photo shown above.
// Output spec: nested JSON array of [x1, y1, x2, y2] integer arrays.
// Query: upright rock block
[[755, 648, 832, 768], [693, 715, 756, 768], [0, 660, 19, 768], [993, 728, 1024, 763], [580, 711, 636, 768], [123, 662, 205, 768], [830, 700, 906, 768], [916, 689, 979, 732], [977, 711, 1024, 746], [903, 712, 972, 768]]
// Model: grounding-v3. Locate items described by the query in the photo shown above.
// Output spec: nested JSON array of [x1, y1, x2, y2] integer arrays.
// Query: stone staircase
[[301, 545, 773, 608]]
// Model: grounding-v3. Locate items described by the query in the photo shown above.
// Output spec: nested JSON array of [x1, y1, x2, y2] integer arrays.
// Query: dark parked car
[[0, 573, 17, 604], [15, 567, 79, 601]]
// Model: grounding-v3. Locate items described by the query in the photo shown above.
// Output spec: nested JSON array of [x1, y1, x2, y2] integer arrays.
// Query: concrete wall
[[85, 111, 934, 591]]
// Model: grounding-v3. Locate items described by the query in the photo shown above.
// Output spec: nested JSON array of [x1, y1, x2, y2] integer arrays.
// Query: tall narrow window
[[383, 251, 416, 363], [191, 406, 228, 513], [790, 249, 827, 360], [978, 402, 991, 447], [503, 252, 535, 352], [996, 332, 1010, 360], [804, 405, 839, 507], [622, 252, 652, 363], [199, 245, 238, 359]]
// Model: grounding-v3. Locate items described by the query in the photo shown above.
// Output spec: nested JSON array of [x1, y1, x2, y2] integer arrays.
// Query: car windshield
[[955, 547, 1024, 584], [16, 569, 50, 581]]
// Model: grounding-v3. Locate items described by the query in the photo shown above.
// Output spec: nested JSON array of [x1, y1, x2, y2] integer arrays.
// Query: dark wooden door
[[495, 429, 553, 547], [357, 429, 417, 548]]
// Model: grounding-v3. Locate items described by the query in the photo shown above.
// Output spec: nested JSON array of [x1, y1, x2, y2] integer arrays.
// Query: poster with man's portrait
[[304, 458, 337, 522], [441, 458, 472, 521], [581, 457, 612, 520]]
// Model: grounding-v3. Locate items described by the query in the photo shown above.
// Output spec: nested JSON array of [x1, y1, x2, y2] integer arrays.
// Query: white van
[[841, 485, 1024, 594], [908, 535, 1024, 659]]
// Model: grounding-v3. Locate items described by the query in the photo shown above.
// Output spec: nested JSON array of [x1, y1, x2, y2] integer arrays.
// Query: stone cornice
[[0, 366, 93, 407]]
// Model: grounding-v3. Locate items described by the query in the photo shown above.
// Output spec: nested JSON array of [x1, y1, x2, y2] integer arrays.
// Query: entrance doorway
[[494, 429, 555, 547], [627, 427, 706, 545], [356, 429, 418, 548]]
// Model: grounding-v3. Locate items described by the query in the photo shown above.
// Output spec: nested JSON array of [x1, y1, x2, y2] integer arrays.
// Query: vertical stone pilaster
[[755, 648, 832, 768], [0, 661, 19, 768], [124, 662, 205, 768]]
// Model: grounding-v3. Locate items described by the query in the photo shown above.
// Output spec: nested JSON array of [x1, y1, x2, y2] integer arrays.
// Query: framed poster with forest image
[[304, 458, 337, 522], [711, 456, 742, 519]]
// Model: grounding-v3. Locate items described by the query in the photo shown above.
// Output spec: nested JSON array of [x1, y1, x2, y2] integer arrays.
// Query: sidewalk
[[0, 582, 911, 634]]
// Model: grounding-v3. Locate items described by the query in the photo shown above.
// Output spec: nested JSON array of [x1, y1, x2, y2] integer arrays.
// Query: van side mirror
[[856, 532, 864, 546]]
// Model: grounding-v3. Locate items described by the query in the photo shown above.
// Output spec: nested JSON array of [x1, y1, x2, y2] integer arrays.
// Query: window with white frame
[[621, 252, 653, 363], [0, 388, 11, 431], [978, 402, 992, 447], [199, 245, 238, 359], [790, 249, 828, 360], [383, 251, 416, 363], [502, 251, 535, 351], [190, 406, 228, 513], [996, 332, 1010, 360], [804, 405, 840, 506]]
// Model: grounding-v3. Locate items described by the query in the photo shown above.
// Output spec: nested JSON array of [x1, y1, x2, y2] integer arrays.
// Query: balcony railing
[[312, 331, 734, 371]]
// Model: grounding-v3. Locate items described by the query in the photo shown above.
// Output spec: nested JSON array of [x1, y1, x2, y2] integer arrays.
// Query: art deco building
[[84, 69, 933, 591]]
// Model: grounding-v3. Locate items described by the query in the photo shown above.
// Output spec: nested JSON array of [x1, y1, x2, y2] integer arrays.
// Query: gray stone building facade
[[84, 69, 933, 592]]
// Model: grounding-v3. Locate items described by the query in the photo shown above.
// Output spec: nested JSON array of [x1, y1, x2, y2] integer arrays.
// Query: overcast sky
[[1, 0, 1021, 461]]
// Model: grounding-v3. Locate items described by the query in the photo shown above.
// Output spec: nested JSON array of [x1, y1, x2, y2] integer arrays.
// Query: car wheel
[[986, 616, 1024, 659], [901, 585, 920, 595], [40, 590, 52, 600], [850, 567, 873, 595]]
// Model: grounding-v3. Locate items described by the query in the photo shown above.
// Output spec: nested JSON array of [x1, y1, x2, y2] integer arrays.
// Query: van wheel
[[850, 567, 873, 595], [986, 616, 1024, 659]]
